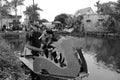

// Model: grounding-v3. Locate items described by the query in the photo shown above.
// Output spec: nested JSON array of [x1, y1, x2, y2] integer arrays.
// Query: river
[[6, 36, 120, 80]]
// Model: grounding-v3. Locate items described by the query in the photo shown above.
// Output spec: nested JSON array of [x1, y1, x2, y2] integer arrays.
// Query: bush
[[0, 36, 30, 80]]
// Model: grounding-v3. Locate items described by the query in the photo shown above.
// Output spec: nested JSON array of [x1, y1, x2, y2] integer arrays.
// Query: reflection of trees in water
[[84, 38, 120, 73], [84, 37, 103, 53]]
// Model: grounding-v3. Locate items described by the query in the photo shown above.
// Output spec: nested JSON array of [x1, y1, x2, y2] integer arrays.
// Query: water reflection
[[82, 37, 120, 73], [75, 37, 120, 80], [56, 36, 120, 80]]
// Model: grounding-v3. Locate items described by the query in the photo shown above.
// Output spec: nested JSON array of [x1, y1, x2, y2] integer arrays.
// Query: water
[[6, 36, 120, 80]]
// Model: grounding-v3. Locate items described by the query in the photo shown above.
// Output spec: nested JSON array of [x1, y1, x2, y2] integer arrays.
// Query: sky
[[16, 0, 118, 22]]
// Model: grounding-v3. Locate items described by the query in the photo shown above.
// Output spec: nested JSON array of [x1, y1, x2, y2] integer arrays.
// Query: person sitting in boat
[[25, 21, 57, 57], [25, 21, 43, 58], [40, 30, 67, 67], [38, 29, 58, 57], [39, 30, 67, 67]]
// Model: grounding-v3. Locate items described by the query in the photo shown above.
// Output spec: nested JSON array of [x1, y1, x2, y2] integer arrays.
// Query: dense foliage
[[94, 0, 120, 33], [0, 0, 10, 16], [95, 1, 116, 15], [0, 37, 30, 80], [24, 4, 43, 22], [39, 18, 49, 24], [9, 0, 24, 10], [72, 15, 84, 32], [54, 13, 84, 32], [54, 13, 69, 27]]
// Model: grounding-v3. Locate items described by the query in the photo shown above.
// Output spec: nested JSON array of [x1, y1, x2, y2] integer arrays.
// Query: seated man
[[39, 29, 58, 58], [25, 22, 43, 57], [40, 30, 66, 67]]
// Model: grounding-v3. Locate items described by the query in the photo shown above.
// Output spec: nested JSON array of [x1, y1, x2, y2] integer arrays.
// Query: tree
[[9, 0, 24, 16], [116, 0, 120, 12], [95, 1, 117, 15], [54, 13, 84, 31], [24, 4, 43, 22], [0, 0, 10, 16], [0, 36, 31, 80], [39, 18, 49, 24], [115, 0, 120, 21], [54, 13, 68, 25], [72, 15, 84, 33], [65, 14, 74, 28], [54, 13, 70, 30], [0, 0, 11, 28], [9, 0, 24, 29], [95, 1, 120, 32]]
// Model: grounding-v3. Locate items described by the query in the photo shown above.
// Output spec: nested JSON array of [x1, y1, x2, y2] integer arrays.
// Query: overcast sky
[[17, 0, 117, 22]]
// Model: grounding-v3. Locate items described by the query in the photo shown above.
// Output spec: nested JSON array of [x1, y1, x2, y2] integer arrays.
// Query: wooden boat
[[17, 37, 89, 79]]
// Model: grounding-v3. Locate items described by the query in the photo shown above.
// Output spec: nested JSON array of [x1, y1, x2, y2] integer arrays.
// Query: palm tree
[[0, 0, 10, 28], [24, 4, 43, 22], [9, 0, 24, 27]]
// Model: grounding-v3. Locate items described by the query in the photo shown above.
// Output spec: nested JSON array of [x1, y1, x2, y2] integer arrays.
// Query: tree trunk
[[0, 13, 2, 30], [15, 8, 18, 32]]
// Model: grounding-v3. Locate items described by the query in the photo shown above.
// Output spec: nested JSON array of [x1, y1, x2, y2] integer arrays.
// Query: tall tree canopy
[[95, 1, 117, 15], [54, 13, 68, 26], [0, 0, 24, 16], [116, 0, 120, 12], [9, 0, 24, 23], [95, 1, 120, 32], [115, 0, 120, 21], [9, 0, 24, 12], [0, 0, 10, 16], [24, 4, 43, 22], [39, 18, 49, 24]]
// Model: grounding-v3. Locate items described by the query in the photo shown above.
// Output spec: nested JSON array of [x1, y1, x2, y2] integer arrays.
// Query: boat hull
[[18, 37, 88, 79]]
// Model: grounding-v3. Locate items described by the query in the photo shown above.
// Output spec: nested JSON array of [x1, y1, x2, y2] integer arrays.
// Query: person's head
[[29, 21, 39, 31], [46, 30, 54, 37]]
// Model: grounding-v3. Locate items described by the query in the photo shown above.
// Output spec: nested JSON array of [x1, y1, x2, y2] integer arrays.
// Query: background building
[[0, 14, 21, 30], [75, 7, 95, 17], [82, 14, 109, 32]]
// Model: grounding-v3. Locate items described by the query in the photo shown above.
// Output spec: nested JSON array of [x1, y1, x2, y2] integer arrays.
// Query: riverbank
[[84, 32, 120, 39], [54, 31, 120, 39], [0, 36, 31, 80], [0, 31, 26, 38]]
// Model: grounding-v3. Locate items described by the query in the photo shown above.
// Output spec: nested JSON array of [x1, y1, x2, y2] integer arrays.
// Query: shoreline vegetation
[[0, 36, 31, 80], [1, 30, 120, 40], [54, 30, 120, 40]]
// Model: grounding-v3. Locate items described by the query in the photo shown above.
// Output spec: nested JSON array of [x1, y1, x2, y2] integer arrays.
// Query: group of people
[[24, 21, 67, 68], [25, 21, 56, 56]]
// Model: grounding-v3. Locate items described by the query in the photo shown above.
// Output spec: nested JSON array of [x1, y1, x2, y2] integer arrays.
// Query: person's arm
[[26, 41, 43, 52]]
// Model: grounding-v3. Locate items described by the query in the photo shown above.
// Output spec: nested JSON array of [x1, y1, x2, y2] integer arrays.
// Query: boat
[[17, 37, 89, 79]]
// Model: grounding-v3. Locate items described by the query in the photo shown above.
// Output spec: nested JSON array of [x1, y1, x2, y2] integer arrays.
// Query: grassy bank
[[0, 36, 30, 80]]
